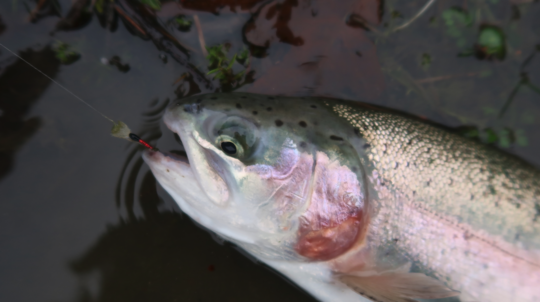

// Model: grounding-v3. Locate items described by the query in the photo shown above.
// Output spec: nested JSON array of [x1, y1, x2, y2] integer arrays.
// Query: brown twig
[[193, 15, 208, 57], [416, 72, 477, 84], [28, 0, 48, 21], [114, 5, 147, 36], [173, 73, 188, 85]]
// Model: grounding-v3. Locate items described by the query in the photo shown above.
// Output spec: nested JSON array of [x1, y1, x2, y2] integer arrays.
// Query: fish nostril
[[183, 103, 203, 114]]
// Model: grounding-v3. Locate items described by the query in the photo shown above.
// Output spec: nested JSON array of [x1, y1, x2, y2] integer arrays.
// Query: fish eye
[[212, 117, 259, 160], [221, 141, 237, 155], [216, 135, 245, 158]]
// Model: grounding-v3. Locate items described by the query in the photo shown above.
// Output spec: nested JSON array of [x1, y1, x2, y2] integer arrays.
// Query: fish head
[[143, 93, 369, 261]]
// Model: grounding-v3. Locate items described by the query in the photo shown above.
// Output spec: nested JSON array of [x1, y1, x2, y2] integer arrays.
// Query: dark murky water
[[0, 0, 538, 301]]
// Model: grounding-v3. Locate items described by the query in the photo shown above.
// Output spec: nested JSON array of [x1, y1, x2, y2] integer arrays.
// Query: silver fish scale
[[330, 103, 540, 250], [328, 103, 540, 300]]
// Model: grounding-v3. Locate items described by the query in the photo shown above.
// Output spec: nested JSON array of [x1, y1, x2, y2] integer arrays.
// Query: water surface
[[0, 0, 538, 301]]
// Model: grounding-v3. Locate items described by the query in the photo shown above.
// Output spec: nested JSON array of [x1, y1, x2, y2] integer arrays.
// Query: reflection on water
[[242, 0, 384, 100], [71, 176, 315, 302], [0, 0, 539, 301], [0, 47, 60, 180]]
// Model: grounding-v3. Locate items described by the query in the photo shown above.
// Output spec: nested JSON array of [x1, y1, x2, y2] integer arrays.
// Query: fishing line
[[0, 42, 157, 150]]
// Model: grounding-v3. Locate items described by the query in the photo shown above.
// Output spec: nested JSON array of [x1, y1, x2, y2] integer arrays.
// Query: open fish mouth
[[142, 148, 190, 173], [164, 150, 190, 164], [142, 148, 195, 191]]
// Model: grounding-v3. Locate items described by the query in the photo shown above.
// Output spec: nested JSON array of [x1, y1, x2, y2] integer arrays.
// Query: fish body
[[143, 93, 540, 302]]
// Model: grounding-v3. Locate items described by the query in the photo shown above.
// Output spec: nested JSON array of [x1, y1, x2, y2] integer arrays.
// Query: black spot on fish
[[252, 111, 258, 115], [362, 123, 368, 130], [210, 96, 217, 100], [534, 203, 540, 222], [353, 127, 362, 138], [413, 191, 416, 196], [267, 107, 273, 111], [363, 143, 371, 149], [426, 180, 431, 186], [275, 120, 283, 127], [330, 135, 343, 141], [351, 167, 358, 172], [300, 142, 307, 148], [515, 233, 520, 240], [407, 139, 412, 145], [471, 194, 475, 200], [236, 103, 242, 109], [394, 162, 399, 169], [426, 147, 431, 153], [380, 182, 385, 186], [516, 203, 521, 209], [474, 154, 482, 160], [406, 162, 409, 167], [480, 168, 484, 173], [392, 238, 399, 242], [449, 178, 453, 186], [299, 121, 307, 127], [311, 105, 317, 109]]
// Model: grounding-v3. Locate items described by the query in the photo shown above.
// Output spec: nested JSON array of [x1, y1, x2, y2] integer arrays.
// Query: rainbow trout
[[143, 93, 540, 302]]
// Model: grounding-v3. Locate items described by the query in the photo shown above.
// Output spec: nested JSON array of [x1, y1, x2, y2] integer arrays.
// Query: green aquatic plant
[[53, 41, 80, 65], [475, 25, 506, 60], [421, 53, 431, 69], [205, 45, 251, 89], [174, 16, 192, 31], [457, 126, 528, 148], [442, 7, 472, 48], [236, 48, 250, 65], [140, 0, 160, 10]]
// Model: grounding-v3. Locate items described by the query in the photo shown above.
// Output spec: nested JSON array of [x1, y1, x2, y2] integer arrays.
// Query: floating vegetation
[[174, 16, 192, 32], [206, 44, 252, 90], [421, 53, 431, 69], [103, 56, 131, 73], [53, 41, 80, 65], [475, 25, 506, 60], [442, 7, 472, 48], [457, 126, 528, 147]]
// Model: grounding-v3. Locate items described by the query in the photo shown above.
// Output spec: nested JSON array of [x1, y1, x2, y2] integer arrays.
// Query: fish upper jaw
[[164, 107, 230, 206]]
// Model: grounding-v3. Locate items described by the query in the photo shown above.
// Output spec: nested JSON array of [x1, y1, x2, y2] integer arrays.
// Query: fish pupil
[[221, 141, 237, 155]]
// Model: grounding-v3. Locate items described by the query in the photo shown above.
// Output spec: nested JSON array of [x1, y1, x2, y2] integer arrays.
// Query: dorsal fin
[[338, 272, 460, 302]]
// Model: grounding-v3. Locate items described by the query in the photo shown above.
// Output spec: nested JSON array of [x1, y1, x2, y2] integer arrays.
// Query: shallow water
[[0, 0, 538, 301]]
